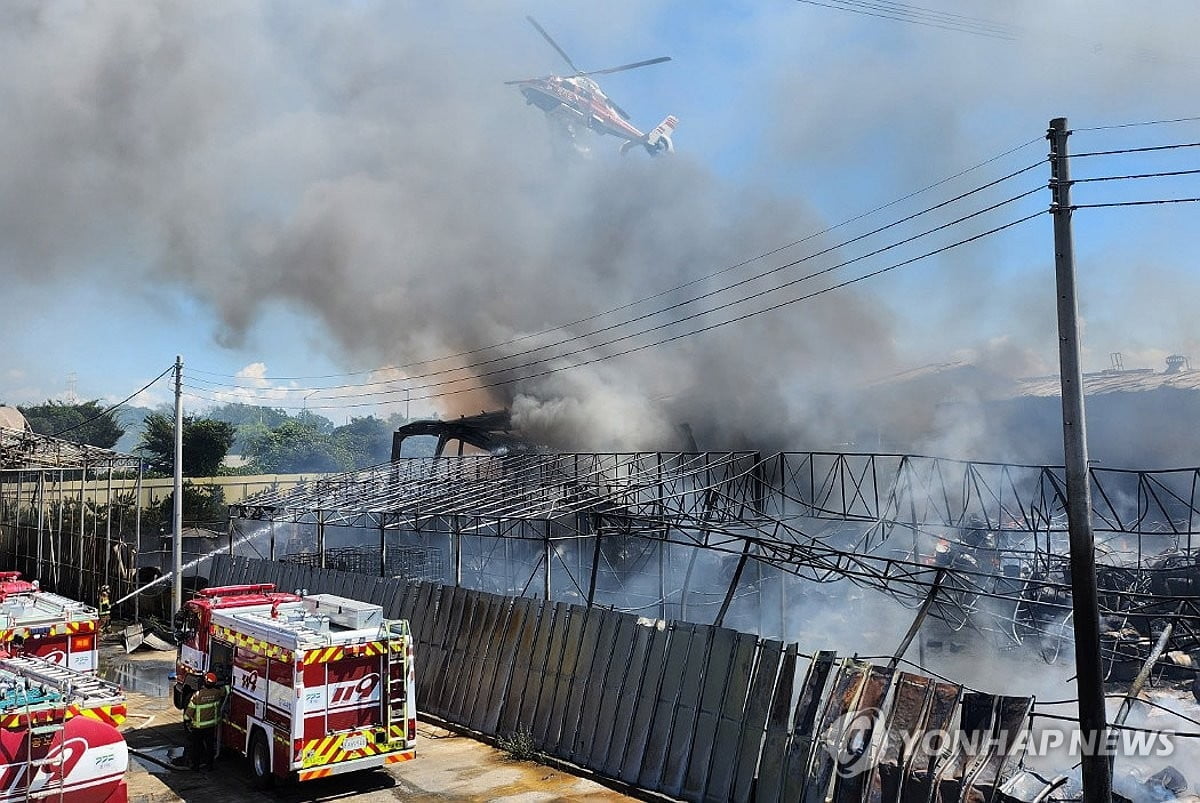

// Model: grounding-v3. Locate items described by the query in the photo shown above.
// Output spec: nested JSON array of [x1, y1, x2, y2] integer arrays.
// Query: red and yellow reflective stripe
[[384, 751, 415, 764], [210, 624, 293, 663], [0, 707, 66, 729], [300, 639, 398, 665], [73, 703, 126, 727], [299, 731, 404, 768], [298, 767, 334, 781], [0, 619, 96, 641], [301, 645, 344, 665]]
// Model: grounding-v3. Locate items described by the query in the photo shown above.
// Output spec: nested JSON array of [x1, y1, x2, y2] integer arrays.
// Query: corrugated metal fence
[[207, 555, 1031, 803]]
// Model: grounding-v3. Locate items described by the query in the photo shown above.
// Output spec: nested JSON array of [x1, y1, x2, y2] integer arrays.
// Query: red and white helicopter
[[506, 16, 677, 156]]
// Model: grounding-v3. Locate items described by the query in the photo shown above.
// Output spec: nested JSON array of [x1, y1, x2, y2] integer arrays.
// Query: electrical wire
[[189, 137, 1045, 384], [1072, 168, 1200, 184], [1074, 116, 1200, 132], [184, 208, 1046, 410], [794, 0, 1017, 40], [1069, 141, 1200, 158], [1073, 198, 1200, 210], [189, 165, 1046, 398], [50, 365, 174, 439]]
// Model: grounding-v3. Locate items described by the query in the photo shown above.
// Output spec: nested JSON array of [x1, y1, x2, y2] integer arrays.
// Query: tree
[[333, 416, 393, 468], [20, 400, 124, 448], [242, 420, 353, 474], [139, 414, 236, 477]]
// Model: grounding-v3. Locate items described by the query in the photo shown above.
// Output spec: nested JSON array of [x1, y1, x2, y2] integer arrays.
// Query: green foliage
[[242, 420, 354, 474], [204, 403, 291, 430], [332, 416, 393, 468], [496, 726, 538, 761], [139, 414, 236, 477], [20, 400, 124, 448], [142, 482, 228, 532]]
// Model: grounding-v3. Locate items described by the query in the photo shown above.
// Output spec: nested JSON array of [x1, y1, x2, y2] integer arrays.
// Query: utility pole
[[172, 355, 184, 616], [1048, 117, 1112, 803]]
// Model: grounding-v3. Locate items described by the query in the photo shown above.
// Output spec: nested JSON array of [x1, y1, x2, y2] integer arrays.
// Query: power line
[[1074, 115, 1200, 132], [1072, 167, 1200, 183], [185, 210, 1045, 410], [1069, 141, 1200, 158], [50, 364, 174, 439], [190, 137, 1045, 384], [191, 161, 1046, 397], [1072, 197, 1200, 209], [794, 0, 1017, 40]]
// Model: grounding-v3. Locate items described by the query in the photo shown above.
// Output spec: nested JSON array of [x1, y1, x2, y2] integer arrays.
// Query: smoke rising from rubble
[[4, 2, 1200, 462]]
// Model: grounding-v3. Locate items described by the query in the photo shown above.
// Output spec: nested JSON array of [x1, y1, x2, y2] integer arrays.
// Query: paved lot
[[104, 645, 636, 802]]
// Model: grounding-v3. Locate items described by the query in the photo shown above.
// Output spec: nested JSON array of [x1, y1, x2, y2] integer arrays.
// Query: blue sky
[[2, 1, 1198, 449]]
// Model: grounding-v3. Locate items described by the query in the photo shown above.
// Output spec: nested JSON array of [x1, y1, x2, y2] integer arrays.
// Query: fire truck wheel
[[249, 729, 274, 789]]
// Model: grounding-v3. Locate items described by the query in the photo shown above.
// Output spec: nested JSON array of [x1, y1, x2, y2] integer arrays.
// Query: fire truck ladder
[[381, 622, 409, 744], [27, 717, 68, 803], [0, 655, 121, 703]]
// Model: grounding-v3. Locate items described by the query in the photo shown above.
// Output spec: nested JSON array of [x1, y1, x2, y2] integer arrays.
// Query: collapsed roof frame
[[228, 450, 1200, 665]]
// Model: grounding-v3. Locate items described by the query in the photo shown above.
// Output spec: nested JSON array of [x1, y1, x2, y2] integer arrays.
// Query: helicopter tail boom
[[621, 115, 678, 156]]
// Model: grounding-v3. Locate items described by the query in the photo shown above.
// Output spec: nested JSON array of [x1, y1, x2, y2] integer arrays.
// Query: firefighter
[[184, 672, 227, 770], [97, 585, 111, 633]]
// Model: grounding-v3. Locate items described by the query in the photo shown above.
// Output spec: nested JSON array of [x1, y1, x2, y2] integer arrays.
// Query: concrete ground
[[103, 643, 636, 803]]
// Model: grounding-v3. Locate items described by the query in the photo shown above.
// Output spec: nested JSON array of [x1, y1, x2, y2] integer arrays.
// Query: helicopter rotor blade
[[503, 75, 552, 85], [581, 56, 671, 77], [525, 16, 582, 75]]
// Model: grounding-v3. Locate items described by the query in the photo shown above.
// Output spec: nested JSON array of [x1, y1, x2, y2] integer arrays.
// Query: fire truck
[[0, 651, 128, 802], [0, 573, 99, 674], [172, 584, 417, 785]]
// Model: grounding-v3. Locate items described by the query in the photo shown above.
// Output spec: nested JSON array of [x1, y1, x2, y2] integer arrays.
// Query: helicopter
[[505, 16, 677, 156]]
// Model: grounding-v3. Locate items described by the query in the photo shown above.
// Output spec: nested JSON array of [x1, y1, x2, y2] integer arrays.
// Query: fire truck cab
[[172, 584, 417, 785], [0, 573, 99, 674]]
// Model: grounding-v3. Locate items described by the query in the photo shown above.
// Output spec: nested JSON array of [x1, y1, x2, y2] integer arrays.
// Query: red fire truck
[[172, 584, 417, 785], [0, 651, 128, 802], [0, 573, 99, 674]]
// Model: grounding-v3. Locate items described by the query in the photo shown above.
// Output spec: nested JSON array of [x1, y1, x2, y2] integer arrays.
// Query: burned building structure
[[224, 444, 1200, 799]]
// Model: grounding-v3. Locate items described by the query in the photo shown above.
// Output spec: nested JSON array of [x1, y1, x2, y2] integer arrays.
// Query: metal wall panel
[[867, 672, 934, 803], [902, 682, 961, 803], [499, 598, 543, 736], [756, 643, 800, 803], [485, 597, 531, 735], [431, 587, 472, 715], [781, 650, 838, 803], [531, 601, 573, 749], [662, 624, 715, 799], [516, 599, 558, 734], [468, 596, 512, 733], [804, 660, 870, 803], [704, 631, 758, 803], [732, 639, 782, 803], [681, 626, 736, 802], [638, 622, 698, 791], [460, 595, 504, 724], [604, 620, 656, 779], [546, 605, 588, 754], [574, 609, 623, 764], [456, 592, 495, 715], [589, 615, 641, 770], [832, 665, 895, 803], [557, 607, 603, 761], [620, 623, 671, 785]]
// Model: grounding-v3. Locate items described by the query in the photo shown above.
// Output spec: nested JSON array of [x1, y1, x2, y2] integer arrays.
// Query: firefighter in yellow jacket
[[184, 672, 227, 770]]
